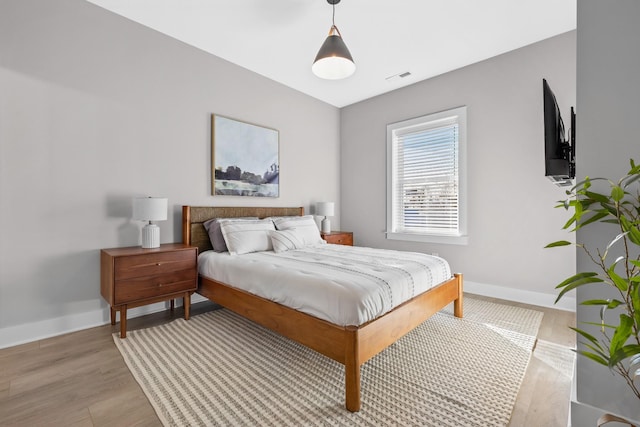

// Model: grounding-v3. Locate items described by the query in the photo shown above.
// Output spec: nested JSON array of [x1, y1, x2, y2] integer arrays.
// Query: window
[[386, 106, 468, 245]]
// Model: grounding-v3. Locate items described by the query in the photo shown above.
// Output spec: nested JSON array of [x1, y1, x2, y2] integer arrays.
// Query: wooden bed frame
[[182, 205, 463, 412]]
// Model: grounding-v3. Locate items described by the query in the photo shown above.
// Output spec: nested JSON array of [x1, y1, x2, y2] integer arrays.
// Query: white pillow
[[270, 229, 307, 253], [219, 219, 276, 255], [271, 215, 324, 245], [203, 217, 258, 252]]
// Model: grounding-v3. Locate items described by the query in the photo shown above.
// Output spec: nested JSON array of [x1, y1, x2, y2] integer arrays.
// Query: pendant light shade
[[312, 0, 355, 80]]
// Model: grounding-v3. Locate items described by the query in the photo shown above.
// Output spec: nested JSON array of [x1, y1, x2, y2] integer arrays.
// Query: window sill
[[386, 232, 469, 246]]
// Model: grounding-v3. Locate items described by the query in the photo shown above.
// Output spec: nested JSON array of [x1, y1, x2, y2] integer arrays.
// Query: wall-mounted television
[[543, 78, 575, 186]]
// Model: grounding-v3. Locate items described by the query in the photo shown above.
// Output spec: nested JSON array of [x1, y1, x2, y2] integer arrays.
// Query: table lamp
[[316, 202, 335, 233], [133, 197, 168, 248]]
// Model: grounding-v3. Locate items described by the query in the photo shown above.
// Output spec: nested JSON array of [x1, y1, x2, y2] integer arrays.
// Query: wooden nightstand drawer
[[101, 243, 198, 338], [321, 231, 353, 246], [114, 269, 197, 304], [115, 250, 195, 280]]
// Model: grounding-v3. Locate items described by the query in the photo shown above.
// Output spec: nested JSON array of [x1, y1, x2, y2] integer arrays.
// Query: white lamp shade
[[316, 202, 335, 217], [312, 26, 356, 80], [312, 55, 356, 80], [133, 197, 168, 222]]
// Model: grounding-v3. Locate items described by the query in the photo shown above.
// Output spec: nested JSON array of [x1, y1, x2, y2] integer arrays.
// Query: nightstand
[[100, 243, 198, 338], [320, 231, 354, 246]]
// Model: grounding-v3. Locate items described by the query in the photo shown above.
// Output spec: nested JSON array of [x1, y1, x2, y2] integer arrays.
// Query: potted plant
[[547, 160, 640, 400]]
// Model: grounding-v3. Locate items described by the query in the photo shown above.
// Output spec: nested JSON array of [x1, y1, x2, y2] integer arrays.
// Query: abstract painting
[[212, 115, 279, 197]]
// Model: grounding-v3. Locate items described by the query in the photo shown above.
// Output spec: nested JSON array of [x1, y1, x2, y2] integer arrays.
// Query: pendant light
[[312, 0, 356, 80]]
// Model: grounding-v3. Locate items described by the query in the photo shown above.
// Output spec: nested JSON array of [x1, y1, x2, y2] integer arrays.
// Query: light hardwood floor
[[0, 294, 575, 426]]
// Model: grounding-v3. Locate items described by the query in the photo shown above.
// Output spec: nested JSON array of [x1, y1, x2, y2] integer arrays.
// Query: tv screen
[[543, 78, 575, 185]]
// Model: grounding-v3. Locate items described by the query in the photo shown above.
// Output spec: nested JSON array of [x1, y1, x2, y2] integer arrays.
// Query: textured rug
[[113, 297, 543, 427]]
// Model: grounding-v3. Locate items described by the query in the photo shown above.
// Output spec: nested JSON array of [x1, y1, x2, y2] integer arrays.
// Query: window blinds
[[391, 121, 460, 236]]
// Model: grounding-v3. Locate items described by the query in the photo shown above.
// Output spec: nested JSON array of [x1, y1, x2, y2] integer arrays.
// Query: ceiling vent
[[385, 71, 412, 82]]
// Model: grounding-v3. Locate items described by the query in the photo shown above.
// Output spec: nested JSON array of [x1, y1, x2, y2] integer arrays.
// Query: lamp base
[[321, 217, 331, 234], [141, 223, 160, 248]]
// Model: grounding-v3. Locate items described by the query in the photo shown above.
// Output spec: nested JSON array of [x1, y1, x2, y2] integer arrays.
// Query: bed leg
[[345, 326, 361, 412], [454, 273, 464, 318]]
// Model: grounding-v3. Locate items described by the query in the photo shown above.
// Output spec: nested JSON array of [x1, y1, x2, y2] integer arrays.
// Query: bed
[[182, 205, 463, 412]]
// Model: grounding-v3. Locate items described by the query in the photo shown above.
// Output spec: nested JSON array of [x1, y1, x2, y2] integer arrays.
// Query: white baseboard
[[191, 293, 209, 304], [0, 284, 573, 350], [0, 297, 208, 350], [465, 280, 576, 312]]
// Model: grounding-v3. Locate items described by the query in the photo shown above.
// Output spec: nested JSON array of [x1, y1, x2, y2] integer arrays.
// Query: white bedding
[[198, 244, 452, 326]]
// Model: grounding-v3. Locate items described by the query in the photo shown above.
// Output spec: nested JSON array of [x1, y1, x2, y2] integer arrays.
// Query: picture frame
[[211, 114, 279, 197]]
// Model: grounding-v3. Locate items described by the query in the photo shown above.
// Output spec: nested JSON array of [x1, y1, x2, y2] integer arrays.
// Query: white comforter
[[198, 244, 452, 327]]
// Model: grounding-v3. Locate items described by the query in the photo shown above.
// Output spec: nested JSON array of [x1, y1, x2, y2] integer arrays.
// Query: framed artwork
[[211, 114, 279, 197]]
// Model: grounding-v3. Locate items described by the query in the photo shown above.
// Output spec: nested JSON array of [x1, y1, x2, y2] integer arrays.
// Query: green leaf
[[562, 212, 579, 230], [578, 350, 609, 366], [605, 204, 620, 216], [555, 276, 605, 303], [570, 327, 604, 350], [609, 271, 629, 292], [581, 299, 612, 306], [602, 219, 622, 224], [545, 240, 572, 248], [584, 191, 611, 205], [556, 276, 605, 302], [610, 314, 634, 356], [607, 261, 629, 292], [609, 344, 640, 368], [563, 201, 585, 230], [611, 185, 625, 201], [582, 342, 609, 360], [556, 272, 600, 288], [631, 283, 640, 325], [563, 218, 576, 230], [608, 299, 624, 309], [578, 210, 610, 228], [632, 283, 640, 309], [620, 216, 640, 245], [581, 299, 624, 309], [581, 321, 617, 330]]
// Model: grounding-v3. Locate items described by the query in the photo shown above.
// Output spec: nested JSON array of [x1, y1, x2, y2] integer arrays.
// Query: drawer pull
[[156, 263, 162, 266]]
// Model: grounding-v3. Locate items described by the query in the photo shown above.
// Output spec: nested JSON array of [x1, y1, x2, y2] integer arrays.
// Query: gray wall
[[573, 1, 640, 423], [0, 0, 580, 350], [0, 0, 340, 347], [340, 32, 577, 307]]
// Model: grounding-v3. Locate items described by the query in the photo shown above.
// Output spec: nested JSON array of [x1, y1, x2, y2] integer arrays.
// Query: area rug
[[113, 297, 543, 427]]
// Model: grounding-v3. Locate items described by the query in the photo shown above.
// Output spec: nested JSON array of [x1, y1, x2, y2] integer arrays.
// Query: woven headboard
[[182, 206, 305, 254]]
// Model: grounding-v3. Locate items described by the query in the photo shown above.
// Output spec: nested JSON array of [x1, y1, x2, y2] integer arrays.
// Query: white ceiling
[[85, 0, 576, 108]]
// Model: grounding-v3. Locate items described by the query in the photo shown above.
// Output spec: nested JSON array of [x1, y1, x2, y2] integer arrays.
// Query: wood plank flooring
[[0, 294, 575, 426]]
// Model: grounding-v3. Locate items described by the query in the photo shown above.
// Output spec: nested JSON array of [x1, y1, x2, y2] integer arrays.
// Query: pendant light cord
[[329, 1, 341, 37], [332, 2, 336, 26]]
